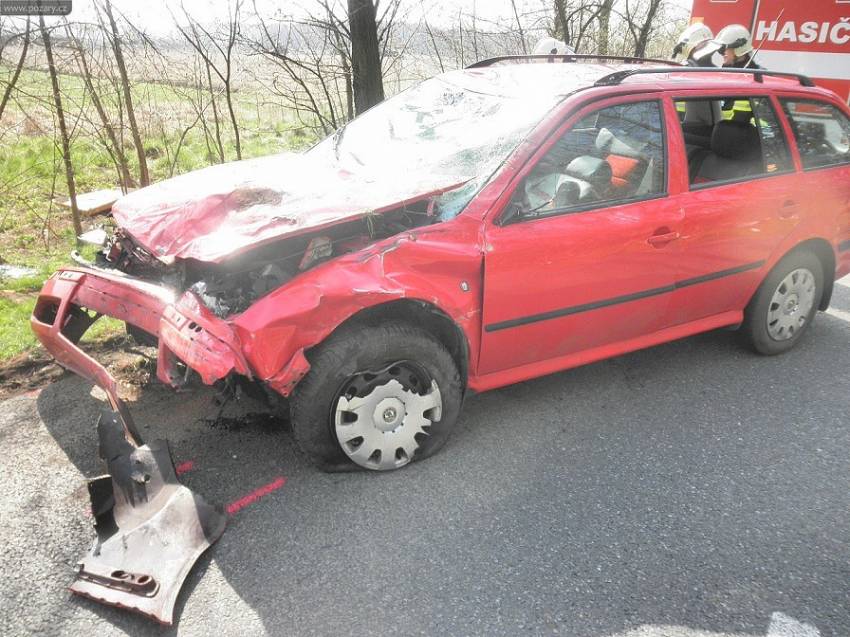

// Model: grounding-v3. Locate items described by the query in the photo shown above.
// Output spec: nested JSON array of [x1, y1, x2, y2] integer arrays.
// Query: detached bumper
[[31, 269, 236, 624], [31, 267, 251, 409]]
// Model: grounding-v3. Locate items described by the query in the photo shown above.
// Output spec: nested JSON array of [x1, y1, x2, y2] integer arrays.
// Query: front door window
[[509, 100, 666, 218]]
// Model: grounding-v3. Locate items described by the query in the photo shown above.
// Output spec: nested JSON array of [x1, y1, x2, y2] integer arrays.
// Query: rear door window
[[751, 98, 794, 174], [675, 97, 792, 187], [780, 99, 850, 170]]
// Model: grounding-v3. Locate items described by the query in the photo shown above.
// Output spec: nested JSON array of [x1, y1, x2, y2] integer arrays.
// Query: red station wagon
[[32, 56, 850, 473]]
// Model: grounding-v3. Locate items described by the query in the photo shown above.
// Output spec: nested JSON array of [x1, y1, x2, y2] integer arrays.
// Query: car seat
[[692, 120, 762, 184], [564, 155, 613, 202], [595, 128, 648, 196]]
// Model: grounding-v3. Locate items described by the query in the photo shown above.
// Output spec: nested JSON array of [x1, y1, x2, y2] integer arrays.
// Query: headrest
[[565, 155, 612, 189], [595, 127, 641, 157], [711, 121, 760, 160], [595, 128, 615, 153]]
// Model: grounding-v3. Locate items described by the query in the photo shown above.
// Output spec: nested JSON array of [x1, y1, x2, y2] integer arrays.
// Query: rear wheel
[[742, 251, 823, 355], [290, 322, 463, 472]]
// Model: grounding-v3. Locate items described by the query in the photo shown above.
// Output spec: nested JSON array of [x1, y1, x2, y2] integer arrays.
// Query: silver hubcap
[[766, 267, 816, 341], [335, 378, 442, 471]]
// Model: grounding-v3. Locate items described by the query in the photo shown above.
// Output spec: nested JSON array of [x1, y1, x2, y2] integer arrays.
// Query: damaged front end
[[29, 196, 457, 623]]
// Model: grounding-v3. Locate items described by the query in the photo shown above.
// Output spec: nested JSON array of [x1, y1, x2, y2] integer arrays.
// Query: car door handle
[[647, 231, 680, 247], [779, 200, 800, 219]]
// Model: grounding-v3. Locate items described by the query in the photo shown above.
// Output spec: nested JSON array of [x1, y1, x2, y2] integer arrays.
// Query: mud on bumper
[[31, 267, 251, 410]]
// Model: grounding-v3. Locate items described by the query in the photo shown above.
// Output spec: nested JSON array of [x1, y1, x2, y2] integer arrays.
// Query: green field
[[0, 65, 315, 363]]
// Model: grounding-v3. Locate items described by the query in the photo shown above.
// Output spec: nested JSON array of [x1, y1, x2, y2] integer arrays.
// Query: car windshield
[[309, 75, 562, 218]]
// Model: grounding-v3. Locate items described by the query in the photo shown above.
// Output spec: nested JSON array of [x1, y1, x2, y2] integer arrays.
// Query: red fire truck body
[[691, 0, 850, 103]]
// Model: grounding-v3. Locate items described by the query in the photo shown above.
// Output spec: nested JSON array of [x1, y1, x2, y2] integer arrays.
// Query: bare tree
[[302, 0, 354, 121], [98, 0, 150, 186], [158, 50, 227, 167], [597, 0, 615, 54], [550, 1, 607, 52], [423, 17, 444, 73], [246, 9, 345, 136], [509, 0, 528, 54], [64, 21, 136, 189], [174, 0, 243, 161], [629, 0, 664, 58], [243, 0, 411, 134], [39, 16, 82, 237], [0, 17, 30, 123], [544, 0, 683, 57]]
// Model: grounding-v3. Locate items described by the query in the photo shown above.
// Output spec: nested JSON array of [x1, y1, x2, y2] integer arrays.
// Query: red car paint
[[31, 64, 850, 412]]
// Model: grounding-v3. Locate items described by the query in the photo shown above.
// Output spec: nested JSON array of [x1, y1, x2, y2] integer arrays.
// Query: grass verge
[[1, 65, 315, 366]]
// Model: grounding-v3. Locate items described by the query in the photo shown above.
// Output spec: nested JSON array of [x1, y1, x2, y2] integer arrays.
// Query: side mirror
[[501, 201, 526, 225]]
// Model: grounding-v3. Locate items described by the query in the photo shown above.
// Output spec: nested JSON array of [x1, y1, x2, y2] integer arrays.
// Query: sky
[[55, 0, 694, 35]]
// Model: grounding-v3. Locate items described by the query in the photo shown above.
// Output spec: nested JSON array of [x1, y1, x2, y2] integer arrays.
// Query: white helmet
[[533, 37, 576, 56], [672, 22, 714, 63], [713, 24, 754, 57]]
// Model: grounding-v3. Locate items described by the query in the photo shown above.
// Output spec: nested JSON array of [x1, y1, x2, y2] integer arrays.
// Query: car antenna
[[745, 8, 784, 69]]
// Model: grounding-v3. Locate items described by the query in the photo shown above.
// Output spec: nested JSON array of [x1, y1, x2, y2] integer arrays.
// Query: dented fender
[[233, 215, 486, 396]]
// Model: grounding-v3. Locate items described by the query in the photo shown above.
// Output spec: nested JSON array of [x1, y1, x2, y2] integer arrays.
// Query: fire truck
[[690, 0, 850, 103]]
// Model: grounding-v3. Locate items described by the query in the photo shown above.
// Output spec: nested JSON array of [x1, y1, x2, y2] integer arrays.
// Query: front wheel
[[290, 322, 463, 472], [741, 250, 824, 355]]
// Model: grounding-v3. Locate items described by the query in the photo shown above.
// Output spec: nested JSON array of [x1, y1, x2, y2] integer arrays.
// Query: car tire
[[741, 250, 824, 356], [290, 321, 463, 472]]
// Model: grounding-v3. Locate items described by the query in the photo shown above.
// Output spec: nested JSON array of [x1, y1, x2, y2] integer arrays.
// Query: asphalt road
[[2, 275, 849, 637]]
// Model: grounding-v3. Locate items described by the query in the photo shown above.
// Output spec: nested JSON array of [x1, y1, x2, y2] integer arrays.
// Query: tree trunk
[[0, 17, 30, 123], [224, 80, 241, 160], [509, 0, 528, 54], [39, 16, 82, 238], [340, 47, 354, 120], [457, 12, 465, 67], [553, 0, 570, 46], [67, 23, 135, 189], [471, 2, 480, 60], [423, 17, 444, 73], [634, 0, 662, 58], [205, 62, 225, 162], [347, 0, 384, 115], [101, 0, 150, 186], [598, 0, 615, 55], [224, 4, 242, 160]]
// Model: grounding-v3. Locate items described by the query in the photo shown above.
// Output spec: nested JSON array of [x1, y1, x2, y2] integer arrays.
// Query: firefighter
[[672, 23, 719, 122], [711, 24, 761, 121], [671, 22, 717, 67], [713, 24, 762, 69]]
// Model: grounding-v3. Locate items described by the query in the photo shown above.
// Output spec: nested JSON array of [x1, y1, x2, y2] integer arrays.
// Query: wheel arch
[[309, 298, 471, 390], [787, 238, 836, 311], [756, 237, 836, 312]]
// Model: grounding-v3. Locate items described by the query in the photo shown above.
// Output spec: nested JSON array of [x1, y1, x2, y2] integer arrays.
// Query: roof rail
[[466, 54, 679, 69], [595, 66, 816, 87]]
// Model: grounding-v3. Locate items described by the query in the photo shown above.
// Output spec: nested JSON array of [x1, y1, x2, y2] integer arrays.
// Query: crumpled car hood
[[112, 150, 468, 264]]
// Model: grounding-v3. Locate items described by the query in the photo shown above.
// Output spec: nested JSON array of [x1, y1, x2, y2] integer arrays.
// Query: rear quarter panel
[[773, 90, 850, 279]]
